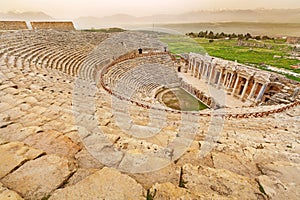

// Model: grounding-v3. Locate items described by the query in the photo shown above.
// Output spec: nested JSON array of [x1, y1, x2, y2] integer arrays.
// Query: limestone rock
[[257, 161, 300, 200], [64, 130, 83, 148], [211, 151, 258, 178], [74, 149, 104, 169], [0, 126, 43, 142], [49, 167, 145, 200], [256, 175, 277, 199], [149, 182, 204, 200], [1, 155, 77, 200], [23, 130, 81, 158], [0, 182, 24, 200], [128, 163, 180, 189], [0, 141, 44, 178], [182, 164, 265, 199], [64, 168, 98, 186], [0, 138, 7, 145]]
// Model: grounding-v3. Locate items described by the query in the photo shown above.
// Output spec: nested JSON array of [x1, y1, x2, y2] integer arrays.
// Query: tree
[[255, 36, 261, 40], [238, 34, 244, 40], [204, 30, 208, 37], [231, 33, 237, 38], [207, 31, 214, 39], [198, 31, 205, 38], [187, 32, 197, 37], [245, 33, 252, 40], [220, 32, 226, 38], [262, 35, 270, 40]]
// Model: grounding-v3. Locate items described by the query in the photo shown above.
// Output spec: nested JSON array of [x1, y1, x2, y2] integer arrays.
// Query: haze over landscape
[[1, 0, 300, 18], [0, 0, 299, 36]]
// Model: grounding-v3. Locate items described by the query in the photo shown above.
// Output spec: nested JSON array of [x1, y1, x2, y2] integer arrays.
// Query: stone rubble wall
[[188, 53, 300, 106], [30, 22, 75, 31], [0, 21, 28, 30], [179, 78, 214, 108]]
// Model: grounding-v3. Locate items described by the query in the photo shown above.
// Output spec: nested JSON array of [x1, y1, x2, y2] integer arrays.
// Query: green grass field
[[81, 27, 125, 33], [160, 35, 300, 82], [161, 88, 208, 111]]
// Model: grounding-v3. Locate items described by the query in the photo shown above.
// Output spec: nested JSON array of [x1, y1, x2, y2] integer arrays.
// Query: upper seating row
[[0, 21, 75, 31]]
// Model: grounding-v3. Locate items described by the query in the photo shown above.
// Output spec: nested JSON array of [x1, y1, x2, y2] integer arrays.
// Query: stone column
[[195, 62, 200, 77], [192, 61, 196, 77], [227, 73, 234, 89], [222, 71, 228, 88], [256, 83, 268, 102], [189, 58, 194, 75], [208, 64, 215, 84], [202, 63, 206, 77], [217, 68, 224, 88], [204, 63, 209, 79], [198, 62, 203, 79], [197, 62, 201, 78], [232, 75, 240, 95], [191, 61, 194, 76], [248, 81, 258, 100], [240, 78, 249, 99]]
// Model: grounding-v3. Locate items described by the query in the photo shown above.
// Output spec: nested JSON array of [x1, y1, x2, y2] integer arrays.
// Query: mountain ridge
[[0, 9, 299, 29]]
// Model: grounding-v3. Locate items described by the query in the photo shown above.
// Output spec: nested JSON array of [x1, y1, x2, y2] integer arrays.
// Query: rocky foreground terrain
[[0, 87, 299, 199]]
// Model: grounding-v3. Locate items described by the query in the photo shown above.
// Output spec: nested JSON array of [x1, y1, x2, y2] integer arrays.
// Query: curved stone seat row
[[102, 54, 179, 100], [0, 29, 298, 121], [98, 51, 300, 119], [0, 30, 109, 81], [0, 30, 165, 83]]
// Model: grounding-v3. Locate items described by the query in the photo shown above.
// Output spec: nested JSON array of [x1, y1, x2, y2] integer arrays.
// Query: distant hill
[[1, 9, 299, 30], [74, 8, 300, 29], [0, 11, 53, 21], [76, 14, 136, 29]]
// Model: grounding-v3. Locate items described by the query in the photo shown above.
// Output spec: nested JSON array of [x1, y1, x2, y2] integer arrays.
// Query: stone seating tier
[[0, 21, 28, 30]]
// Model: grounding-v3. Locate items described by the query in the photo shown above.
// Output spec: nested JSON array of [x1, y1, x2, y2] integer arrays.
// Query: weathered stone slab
[[23, 130, 81, 158], [0, 126, 43, 142], [49, 167, 145, 200], [64, 168, 98, 187], [0, 182, 24, 200], [74, 149, 104, 169], [257, 161, 300, 200], [149, 182, 205, 200], [212, 151, 258, 178], [0, 142, 44, 178], [1, 155, 77, 200], [182, 164, 265, 199], [128, 163, 180, 189], [0, 138, 7, 145]]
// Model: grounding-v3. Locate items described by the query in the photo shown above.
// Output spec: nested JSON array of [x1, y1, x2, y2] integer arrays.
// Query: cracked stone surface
[[49, 167, 145, 200], [0, 182, 24, 200], [1, 155, 77, 200], [0, 141, 44, 178]]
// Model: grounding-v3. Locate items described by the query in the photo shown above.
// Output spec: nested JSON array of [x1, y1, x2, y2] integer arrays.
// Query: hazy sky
[[1, 0, 300, 18]]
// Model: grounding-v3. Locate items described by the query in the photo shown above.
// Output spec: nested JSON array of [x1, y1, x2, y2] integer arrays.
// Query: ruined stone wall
[[188, 53, 300, 105], [30, 22, 75, 31], [179, 79, 213, 108], [286, 37, 300, 44], [0, 21, 28, 30]]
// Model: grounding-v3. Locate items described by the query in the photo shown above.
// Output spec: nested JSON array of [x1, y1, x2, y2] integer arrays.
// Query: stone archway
[[178, 66, 181, 72]]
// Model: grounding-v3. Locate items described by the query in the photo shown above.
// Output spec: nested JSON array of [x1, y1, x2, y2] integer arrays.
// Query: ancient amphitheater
[[0, 21, 299, 200]]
